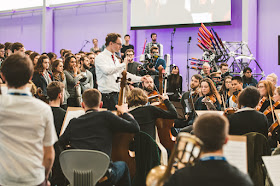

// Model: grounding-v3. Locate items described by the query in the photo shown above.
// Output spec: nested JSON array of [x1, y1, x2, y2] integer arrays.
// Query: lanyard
[[200, 156, 226, 161], [8, 92, 31, 97]]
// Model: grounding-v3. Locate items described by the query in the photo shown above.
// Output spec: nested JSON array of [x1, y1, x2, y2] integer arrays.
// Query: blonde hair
[[266, 73, 278, 85], [127, 88, 148, 107]]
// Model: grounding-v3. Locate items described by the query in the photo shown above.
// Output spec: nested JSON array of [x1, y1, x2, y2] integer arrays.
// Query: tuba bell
[[146, 132, 203, 186]]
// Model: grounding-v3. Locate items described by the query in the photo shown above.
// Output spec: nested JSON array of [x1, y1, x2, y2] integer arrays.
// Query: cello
[[155, 66, 176, 152], [111, 70, 136, 178]]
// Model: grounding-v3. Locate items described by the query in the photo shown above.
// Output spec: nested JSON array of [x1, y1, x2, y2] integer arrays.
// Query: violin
[[263, 101, 280, 116], [224, 107, 238, 116], [268, 120, 279, 140], [256, 97, 266, 111], [232, 90, 241, 104]]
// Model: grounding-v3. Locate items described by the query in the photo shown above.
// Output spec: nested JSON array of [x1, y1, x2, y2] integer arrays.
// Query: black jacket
[[58, 110, 140, 157], [227, 108, 269, 138], [32, 71, 53, 96]]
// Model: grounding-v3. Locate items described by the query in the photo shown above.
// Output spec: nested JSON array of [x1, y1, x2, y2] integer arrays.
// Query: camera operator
[[142, 46, 166, 89], [220, 63, 232, 80], [210, 71, 223, 91], [125, 49, 141, 76]]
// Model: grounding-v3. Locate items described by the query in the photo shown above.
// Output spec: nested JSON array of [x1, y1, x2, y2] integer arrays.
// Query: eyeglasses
[[113, 42, 122, 46], [126, 54, 134, 57]]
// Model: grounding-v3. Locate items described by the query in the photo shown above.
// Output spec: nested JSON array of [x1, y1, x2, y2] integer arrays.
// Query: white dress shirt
[[95, 49, 142, 93], [0, 89, 57, 185], [229, 95, 238, 108]]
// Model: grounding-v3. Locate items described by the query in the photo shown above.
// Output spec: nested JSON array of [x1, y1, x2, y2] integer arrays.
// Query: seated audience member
[[167, 65, 182, 101], [242, 67, 258, 88], [11, 42, 25, 54], [219, 76, 232, 108], [47, 81, 66, 137], [194, 78, 221, 111], [227, 86, 269, 137], [57, 89, 140, 186], [201, 63, 211, 78], [125, 49, 141, 76], [164, 113, 253, 186], [0, 54, 57, 186], [80, 56, 94, 93], [228, 76, 243, 108], [121, 34, 134, 59], [75, 53, 81, 63], [257, 80, 275, 125], [32, 55, 53, 96], [127, 88, 177, 140], [52, 59, 70, 108], [266, 73, 278, 87], [64, 56, 81, 107], [90, 38, 101, 53], [30, 52, 40, 66]]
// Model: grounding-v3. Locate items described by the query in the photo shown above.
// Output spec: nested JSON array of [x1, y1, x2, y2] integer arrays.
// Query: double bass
[[111, 70, 136, 178], [155, 66, 176, 152]]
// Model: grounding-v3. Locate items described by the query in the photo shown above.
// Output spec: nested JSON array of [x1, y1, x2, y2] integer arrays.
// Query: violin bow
[[269, 95, 276, 124], [221, 94, 226, 110]]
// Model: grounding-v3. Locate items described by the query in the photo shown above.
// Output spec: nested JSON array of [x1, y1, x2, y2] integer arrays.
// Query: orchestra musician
[[194, 78, 222, 111], [164, 113, 253, 186], [227, 86, 269, 138], [228, 76, 243, 108], [142, 75, 160, 104], [57, 89, 140, 186], [127, 88, 177, 140], [175, 74, 203, 129], [219, 76, 232, 109], [257, 80, 275, 126]]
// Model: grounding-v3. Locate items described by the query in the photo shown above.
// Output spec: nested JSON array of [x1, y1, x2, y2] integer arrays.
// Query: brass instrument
[[146, 132, 203, 186]]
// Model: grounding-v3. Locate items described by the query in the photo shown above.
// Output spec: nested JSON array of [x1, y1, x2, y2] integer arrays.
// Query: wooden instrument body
[[111, 70, 136, 178], [155, 66, 175, 152]]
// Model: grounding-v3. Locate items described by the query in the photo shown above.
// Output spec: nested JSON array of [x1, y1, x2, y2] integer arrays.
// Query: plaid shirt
[[144, 42, 161, 54]]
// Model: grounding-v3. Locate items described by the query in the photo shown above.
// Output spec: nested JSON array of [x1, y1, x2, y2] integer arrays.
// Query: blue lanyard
[[8, 92, 31, 97], [200, 156, 226, 161]]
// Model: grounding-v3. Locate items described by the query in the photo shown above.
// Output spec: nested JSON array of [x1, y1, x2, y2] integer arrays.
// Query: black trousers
[[101, 92, 119, 111]]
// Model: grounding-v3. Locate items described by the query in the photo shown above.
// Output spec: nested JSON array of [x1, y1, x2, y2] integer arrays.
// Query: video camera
[[138, 53, 160, 75]]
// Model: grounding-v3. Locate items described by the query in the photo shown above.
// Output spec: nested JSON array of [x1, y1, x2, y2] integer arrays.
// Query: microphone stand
[[170, 29, 175, 73], [79, 40, 90, 52], [186, 38, 191, 91]]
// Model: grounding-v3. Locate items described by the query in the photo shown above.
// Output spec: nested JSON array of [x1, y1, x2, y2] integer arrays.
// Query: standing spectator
[[80, 56, 93, 93], [121, 34, 134, 59], [52, 59, 70, 108], [11, 42, 25, 54], [144, 33, 162, 56], [30, 52, 40, 66], [32, 55, 53, 96], [64, 56, 81, 107], [90, 38, 101, 53]]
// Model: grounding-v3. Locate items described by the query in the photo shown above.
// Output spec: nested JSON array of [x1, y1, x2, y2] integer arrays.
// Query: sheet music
[[262, 155, 280, 186], [60, 110, 85, 135], [223, 138, 247, 174]]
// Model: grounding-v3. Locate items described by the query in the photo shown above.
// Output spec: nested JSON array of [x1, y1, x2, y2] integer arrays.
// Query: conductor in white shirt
[[95, 33, 147, 110]]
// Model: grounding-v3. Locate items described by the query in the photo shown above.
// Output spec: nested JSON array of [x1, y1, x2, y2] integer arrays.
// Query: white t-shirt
[[0, 89, 57, 186]]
